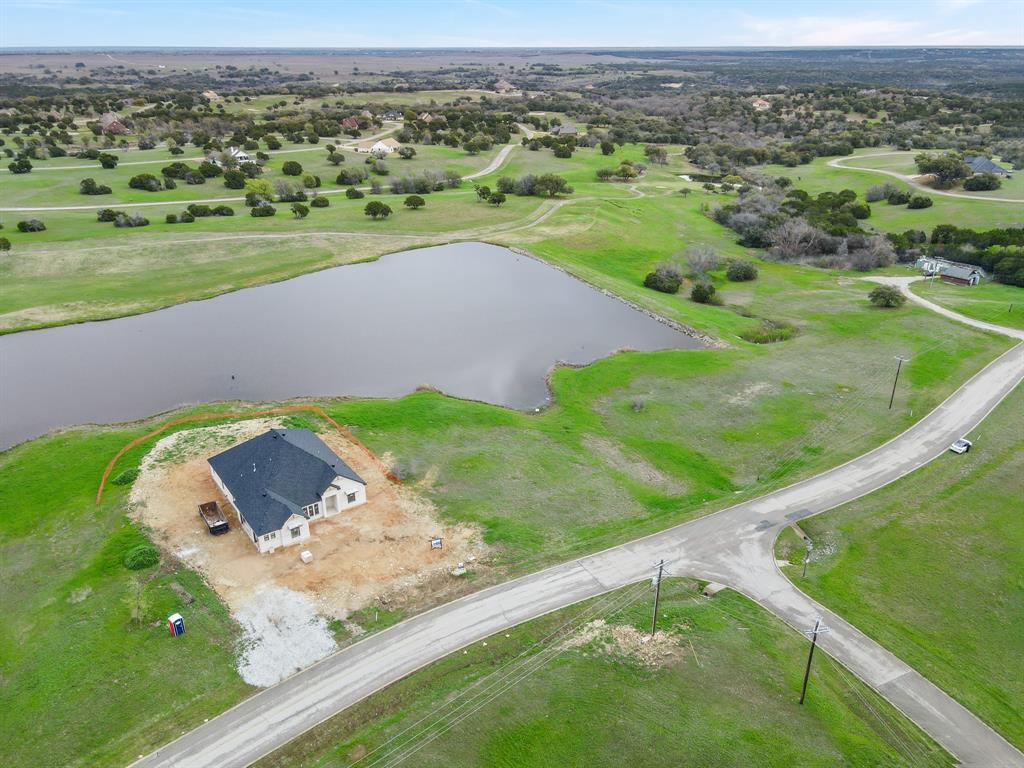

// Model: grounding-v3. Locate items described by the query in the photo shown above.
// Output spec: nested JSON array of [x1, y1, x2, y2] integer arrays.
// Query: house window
[[347, 491, 357, 503], [262, 534, 273, 542], [290, 527, 302, 540], [303, 503, 320, 518]]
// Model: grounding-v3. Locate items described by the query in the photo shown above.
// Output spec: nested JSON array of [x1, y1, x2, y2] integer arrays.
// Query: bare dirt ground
[[562, 619, 686, 668], [130, 418, 486, 619]]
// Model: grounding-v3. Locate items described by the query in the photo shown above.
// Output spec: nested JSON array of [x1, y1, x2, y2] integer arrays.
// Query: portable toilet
[[168, 613, 185, 637]]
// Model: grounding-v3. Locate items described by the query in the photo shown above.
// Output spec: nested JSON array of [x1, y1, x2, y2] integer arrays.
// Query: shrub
[[643, 263, 684, 293], [281, 160, 303, 176], [686, 244, 719, 275], [310, 196, 330, 208], [17, 219, 46, 232], [847, 201, 871, 219], [302, 173, 321, 189], [96, 208, 122, 222], [250, 203, 276, 217], [739, 318, 796, 344], [123, 544, 159, 570], [112, 467, 140, 485], [161, 162, 192, 179], [346, 187, 365, 199], [184, 171, 206, 185], [129, 173, 161, 191], [79, 177, 112, 195], [907, 195, 934, 209], [337, 168, 368, 186], [404, 194, 425, 209], [98, 153, 118, 169], [886, 189, 910, 205], [488, 192, 506, 206], [868, 284, 907, 308], [212, 205, 234, 216], [179, 211, 195, 223], [865, 182, 898, 202], [163, 177, 177, 190], [165, 213, 178, 224], [198, 160, 222, 177], [726, 259, 759, 281], [364, 200, 392, 219], [224, 169, 246, 189], [291, 202, 309, 218], [187, 204, 213, 218], [0, 237, 11, 252], [963, 173, 1002, 191], [114, 213, 150, 228], [690, 281, 716, 304]]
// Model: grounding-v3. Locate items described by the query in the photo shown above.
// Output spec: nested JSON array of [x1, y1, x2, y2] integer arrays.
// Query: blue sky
[[1, 0, 1021, 48]]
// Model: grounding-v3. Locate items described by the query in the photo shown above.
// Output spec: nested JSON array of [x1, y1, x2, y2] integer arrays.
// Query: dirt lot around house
[[130, 418, 487, 619]]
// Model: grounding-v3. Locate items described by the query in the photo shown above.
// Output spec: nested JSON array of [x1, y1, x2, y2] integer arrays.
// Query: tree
[[398, 146, 417, 159], [244, 178, 274, 203], [364, 200, 393, 219], [404, 195, 425, 210], [475, 185, 491, 201], [907, 195, 933, 209], [250, 202, 276, 217], [79, 177, 112, 195], [291, 203, 309, 219], [98, 153, 118, 169], [644, 144, 668, 164], [128, 173, 161, 191], [8, 158, 32, 174], [644, 263, 683, 293], [311, 196, 330, 208], [17, 219, 46, 232], [0, 237, 10, 252], [600, 140, 615, 156], [914, 152, 971, 189], [726, 259, 758, 281], [488, 192, 507, 206], [198, 160, 222, 178], [534, 173, 573, 197], [868, 284, 906, 308], [281, 160, 303, 176], [346, 187, 364, 199], [327, 152, 345, 166]]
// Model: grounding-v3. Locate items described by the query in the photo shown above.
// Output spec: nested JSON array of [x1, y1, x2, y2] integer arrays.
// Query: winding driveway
[[827, 153, 1024, 204], [133, 287, 1024, 768]]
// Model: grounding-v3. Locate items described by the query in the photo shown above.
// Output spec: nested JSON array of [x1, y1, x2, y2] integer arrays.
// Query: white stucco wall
[[321, 475, 367, 517]]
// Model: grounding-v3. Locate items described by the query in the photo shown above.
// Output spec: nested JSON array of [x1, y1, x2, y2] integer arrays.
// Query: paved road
[[133, 302, 1024, 768], [826, 153, 1024, 204]]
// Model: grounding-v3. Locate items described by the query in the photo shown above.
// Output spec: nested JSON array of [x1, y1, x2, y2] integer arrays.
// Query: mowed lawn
[[779, 386, 1024, 749], [760, 154, 1024, 232], [0, 426, 254, 768], [912, 279, 1024, 331], [255, 580, 951, 768]]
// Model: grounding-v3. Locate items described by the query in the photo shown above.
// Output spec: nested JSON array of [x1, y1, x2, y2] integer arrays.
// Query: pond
[[0, 242, 705, 450]]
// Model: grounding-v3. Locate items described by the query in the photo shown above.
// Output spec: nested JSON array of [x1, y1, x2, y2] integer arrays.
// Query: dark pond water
[[0, 242, 703, 450]]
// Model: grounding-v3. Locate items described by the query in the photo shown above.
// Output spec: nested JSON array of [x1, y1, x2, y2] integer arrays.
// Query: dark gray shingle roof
[[208, 429, 364, 536], [965, 156, 1009, 175]]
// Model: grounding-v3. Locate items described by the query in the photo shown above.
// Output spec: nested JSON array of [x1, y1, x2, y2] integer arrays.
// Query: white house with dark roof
[[208, 429, 366, 553], [964, 156, 1011, 176]]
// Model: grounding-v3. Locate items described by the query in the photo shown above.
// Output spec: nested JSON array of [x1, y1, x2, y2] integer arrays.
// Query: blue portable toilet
[[168, 613, 185, 637]]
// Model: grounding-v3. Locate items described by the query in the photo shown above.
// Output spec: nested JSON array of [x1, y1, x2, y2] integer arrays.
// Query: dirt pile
[[562, 619, 685, 667]]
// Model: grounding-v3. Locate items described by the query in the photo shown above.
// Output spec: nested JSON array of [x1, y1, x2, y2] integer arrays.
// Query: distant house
[[341, 117, 360, 130], [494, 79, 517, 94], [964, 155, 1011, 177], [418, 112, 437, 124], [355, 137, 402, 154], [99, 112, 127, 135], [202, 90, 221, 101], [751, 97, 772, 111], [360, 109, 375, 119], [915, 257, 984, 286], [549, 122, 578, 136], [208, 429, 367, 554], [382, 110, 402, 121], [208, 146, 252, 168]]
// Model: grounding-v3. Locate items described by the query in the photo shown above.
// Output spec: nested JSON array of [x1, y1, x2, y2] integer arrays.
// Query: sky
[[1, 0, 1022, 48]]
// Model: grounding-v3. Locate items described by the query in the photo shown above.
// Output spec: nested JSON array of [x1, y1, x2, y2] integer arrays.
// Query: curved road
[[826, 153, 1024, 204], [133, 291, 1024, 768]]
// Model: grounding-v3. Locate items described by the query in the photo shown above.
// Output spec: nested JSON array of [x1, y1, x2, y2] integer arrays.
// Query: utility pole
[[888, 356, 907, 410], [799, 617, 831, 705], [651, 560, 665, 638]]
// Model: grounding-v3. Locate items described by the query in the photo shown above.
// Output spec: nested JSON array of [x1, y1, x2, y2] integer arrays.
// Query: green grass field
[[760, 152, 1024, 232], [911, 279, 1024, 330], [254, 580, 950, 768], [778, 385, 1024, 749]]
